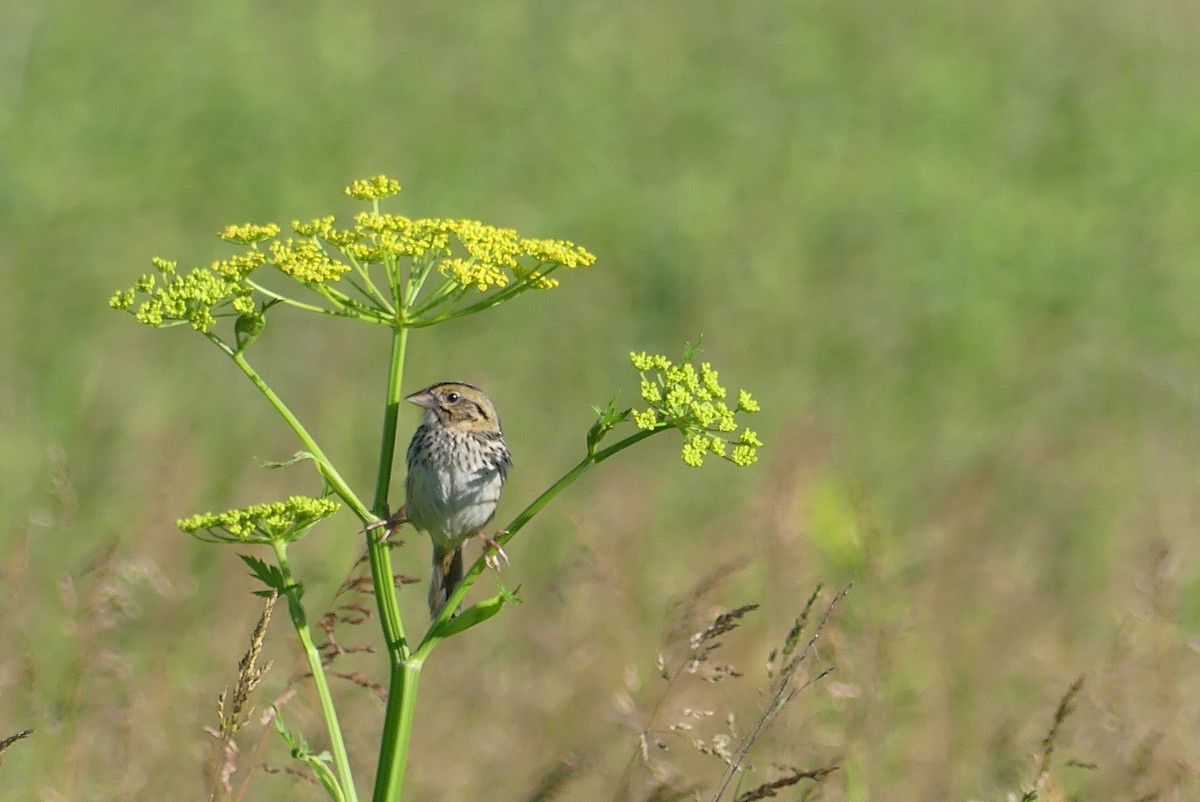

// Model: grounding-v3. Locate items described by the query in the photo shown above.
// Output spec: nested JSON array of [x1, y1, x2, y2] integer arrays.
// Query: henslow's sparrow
[[402, 382, 511, 617]]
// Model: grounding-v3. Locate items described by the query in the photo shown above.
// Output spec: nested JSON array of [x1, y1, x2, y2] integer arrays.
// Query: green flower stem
[[317, 239, 393, 312], [271, 539, 358, 802], [310, 282, 391, 322], [245, 280, 340, 316], [213, 340, 373, 522], [344, 272, 395, 314], [368, 323, 415, 802], [385, 257, 404, 310], [401, 255, 434, 308], [417, 423, 667, 656], [419, 267, 559, 327], [406, 280, 466, 319]]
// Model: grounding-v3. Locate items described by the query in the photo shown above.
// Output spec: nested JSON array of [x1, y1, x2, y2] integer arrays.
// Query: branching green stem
[[418, 424, 667, 656], [245, 280, 340, 317]]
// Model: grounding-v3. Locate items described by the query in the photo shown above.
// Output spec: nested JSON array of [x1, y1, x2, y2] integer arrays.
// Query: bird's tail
[[428, 546, 464, 619]]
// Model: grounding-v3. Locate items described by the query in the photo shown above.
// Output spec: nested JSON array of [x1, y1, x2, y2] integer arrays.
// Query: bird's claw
[[477, 530, 509, 571], [364, 506, 408, 541]]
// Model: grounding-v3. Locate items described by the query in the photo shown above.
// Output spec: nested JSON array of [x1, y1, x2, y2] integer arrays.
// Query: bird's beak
[[405, 389, 438, 409]]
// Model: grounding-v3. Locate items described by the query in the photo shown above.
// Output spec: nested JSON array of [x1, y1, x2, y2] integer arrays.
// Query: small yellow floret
[[512, 264, 560, 289], [681, 435, 708, 467], [452, 220, 521, 268], [440, 258, 509, 292], [109, 289, 135, 310], [269, 239, 350, 283], [211, 250, 266, 279], [631, 351, 655, 371], [633, 409, 658, 430], [736, 389, 760, 413]]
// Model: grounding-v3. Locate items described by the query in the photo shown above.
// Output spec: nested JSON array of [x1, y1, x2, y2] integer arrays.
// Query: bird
[[389, 381, 512, 618]]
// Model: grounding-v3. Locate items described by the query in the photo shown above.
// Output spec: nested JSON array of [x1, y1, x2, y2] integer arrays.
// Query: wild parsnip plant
[[110, 176, 763, 801]]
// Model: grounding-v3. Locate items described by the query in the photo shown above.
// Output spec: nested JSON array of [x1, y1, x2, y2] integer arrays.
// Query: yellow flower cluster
[[178, 495, 340, 544], [109, 256, 254, 332], [520, 237, 596, 269], [112, 175, 600, 336], [218, 223, 281, 245], [439, 258, 509, 291], [293, 216, 361, 247], [291, 177, 596, 294], [315, 201, 595, 293], [338, 213, 453, 264], [630, 350, 762, 467], [344, 175, 402, 200], [455, 219, 522, 267], [511, 264, 559, 289], [211, 250, 267, 279], [269, 239, 351, 283]]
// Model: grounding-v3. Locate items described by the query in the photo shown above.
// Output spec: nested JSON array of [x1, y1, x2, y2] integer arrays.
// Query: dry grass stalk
[[261, 762, 320, 784], [1018, 675, 1086, 801], [710, 584, 850, 802], [0, 729, 33, 765], [330, 670, 387, 702], [205, 590, 277, 800], [733, 761, 839, 801], [614, 564, 753, 801], [618, 570, 845, 802]]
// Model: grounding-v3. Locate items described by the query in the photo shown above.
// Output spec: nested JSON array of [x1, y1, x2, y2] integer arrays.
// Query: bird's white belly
[[407, 461, 503, 550]]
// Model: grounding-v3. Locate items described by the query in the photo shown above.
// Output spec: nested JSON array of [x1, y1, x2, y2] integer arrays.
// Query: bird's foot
[[477, 530, 510, 571], [363, 506, 408, 541]]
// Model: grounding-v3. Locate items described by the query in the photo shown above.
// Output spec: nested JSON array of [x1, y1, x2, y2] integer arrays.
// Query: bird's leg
[[476, 530, 510, 571], [363, 505, 408, 542]]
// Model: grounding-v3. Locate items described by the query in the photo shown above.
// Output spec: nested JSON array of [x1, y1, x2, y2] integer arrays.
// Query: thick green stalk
[[369, 324, 415, 802], [272, 540, 358, 802], [379, 655, 423, 800]]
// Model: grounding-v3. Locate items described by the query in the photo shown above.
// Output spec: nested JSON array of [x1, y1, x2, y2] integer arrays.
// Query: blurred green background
[[3, 0, 1199, 799]]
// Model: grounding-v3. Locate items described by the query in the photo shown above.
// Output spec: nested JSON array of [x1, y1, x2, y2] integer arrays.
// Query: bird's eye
[[445, 391, 461, 403]]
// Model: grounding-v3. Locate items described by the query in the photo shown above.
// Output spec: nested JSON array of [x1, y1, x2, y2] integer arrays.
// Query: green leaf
[[239, 553, 287, 593], [271, 706, 307, 754], [432, 586, 521, 638], [681, 336, 703, 362], [271, 708, 345, 802], [587, 396, 632, 455]]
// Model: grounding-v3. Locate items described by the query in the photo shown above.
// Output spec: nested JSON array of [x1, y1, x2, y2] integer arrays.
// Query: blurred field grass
[[3, 0, 1200, 799]]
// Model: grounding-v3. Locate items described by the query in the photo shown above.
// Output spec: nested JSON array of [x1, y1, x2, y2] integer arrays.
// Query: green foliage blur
[[3, 0, 1199, 799]]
